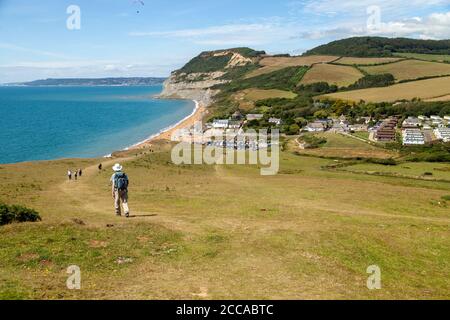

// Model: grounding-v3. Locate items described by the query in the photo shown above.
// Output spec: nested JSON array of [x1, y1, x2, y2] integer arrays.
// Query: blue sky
[[0, 0, 449, 82]]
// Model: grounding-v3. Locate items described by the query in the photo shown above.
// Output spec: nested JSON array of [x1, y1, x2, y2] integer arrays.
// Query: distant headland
[[3, 77, 167, 87]]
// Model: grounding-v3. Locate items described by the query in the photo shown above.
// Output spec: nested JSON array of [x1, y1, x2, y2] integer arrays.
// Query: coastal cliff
[[158, 72, 226, 106], [158, 47, 265, 106]]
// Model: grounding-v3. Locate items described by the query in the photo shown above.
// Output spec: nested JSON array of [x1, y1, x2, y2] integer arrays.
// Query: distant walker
[[111, 163, 130, 218]]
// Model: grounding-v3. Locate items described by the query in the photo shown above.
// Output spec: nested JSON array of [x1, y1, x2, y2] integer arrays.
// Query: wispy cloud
[[129, 23, 290, 46], [0, 42, 70, 59]]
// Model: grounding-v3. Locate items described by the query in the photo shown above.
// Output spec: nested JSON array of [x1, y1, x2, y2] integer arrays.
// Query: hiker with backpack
[[111, 163, 130, 218]]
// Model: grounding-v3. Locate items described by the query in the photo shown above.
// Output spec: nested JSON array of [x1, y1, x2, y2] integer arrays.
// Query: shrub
[[442, 195, 450, 201], [302, 134, 327, 149], [0, 203, 41, 226], [365, 158, 397, 166], [0, 203, 15, 226]]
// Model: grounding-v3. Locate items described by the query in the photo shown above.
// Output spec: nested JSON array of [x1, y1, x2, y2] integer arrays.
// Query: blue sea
[[0, 86, 195, 164]]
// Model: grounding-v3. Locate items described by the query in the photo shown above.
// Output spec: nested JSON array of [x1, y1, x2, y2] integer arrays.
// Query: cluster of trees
[[304, 37, 450, 57], [344, 74, 395, 90]]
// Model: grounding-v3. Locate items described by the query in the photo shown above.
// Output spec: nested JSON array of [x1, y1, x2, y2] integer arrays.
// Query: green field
[[351, 132, 370, 140], [243, 88, 297, 100]]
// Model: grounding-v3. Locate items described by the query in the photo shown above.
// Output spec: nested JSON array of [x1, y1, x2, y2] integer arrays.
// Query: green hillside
[[304, 37, 450, 57]]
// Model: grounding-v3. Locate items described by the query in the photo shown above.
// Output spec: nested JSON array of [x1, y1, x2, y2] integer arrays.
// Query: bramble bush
[[0, 203, 41, 226]]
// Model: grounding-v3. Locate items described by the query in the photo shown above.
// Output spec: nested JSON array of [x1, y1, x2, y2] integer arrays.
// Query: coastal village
[[171, 108, 450, 148]]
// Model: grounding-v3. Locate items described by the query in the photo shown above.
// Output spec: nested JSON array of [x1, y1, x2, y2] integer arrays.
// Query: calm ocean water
[[0, 86, 194, 164]]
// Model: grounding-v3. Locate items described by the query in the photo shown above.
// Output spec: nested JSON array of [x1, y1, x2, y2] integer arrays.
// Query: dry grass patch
[[300, 64, 363, 87], [361, 59, 450, 81], [245, 55, 338, 78], [322, 76, 450, 102], [336, 57, 403, 65]]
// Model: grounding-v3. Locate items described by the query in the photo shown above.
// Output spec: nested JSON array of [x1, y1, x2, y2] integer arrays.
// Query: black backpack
[[114, 173, 129, 191]]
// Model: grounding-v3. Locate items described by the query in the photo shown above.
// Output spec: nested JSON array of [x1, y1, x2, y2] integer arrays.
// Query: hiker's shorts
[[114, 189, 129, 215]]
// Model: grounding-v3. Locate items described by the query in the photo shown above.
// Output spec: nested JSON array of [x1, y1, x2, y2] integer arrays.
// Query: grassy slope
[[1, 140, 449, 300], [322, 76, 450, 102]]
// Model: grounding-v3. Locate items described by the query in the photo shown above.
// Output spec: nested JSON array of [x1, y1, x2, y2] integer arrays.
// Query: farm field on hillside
[[232, 88, 296, 110], [322, 76, 450, 102], [243, 88, 297, 100], [300, 64, 363, 87], [245, 55, 338, 78], [336, 57, 403, 65], [394, 52, 450, 63], [361, 59, 450, 81]]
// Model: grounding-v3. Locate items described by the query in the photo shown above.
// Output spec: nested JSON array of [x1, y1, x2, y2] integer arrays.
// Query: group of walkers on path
[[66, 163, 131, 218], [67, 169, 83, 181]]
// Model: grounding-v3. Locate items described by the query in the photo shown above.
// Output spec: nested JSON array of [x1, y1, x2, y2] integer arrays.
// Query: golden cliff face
[[157, 49, 259, 106]]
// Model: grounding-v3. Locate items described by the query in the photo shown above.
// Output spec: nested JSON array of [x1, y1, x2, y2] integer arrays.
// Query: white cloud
[[298, 10, 450, 40]]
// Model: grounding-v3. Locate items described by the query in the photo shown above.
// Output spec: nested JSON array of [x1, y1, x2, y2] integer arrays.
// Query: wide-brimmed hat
[[112, 163, 123, 172]]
